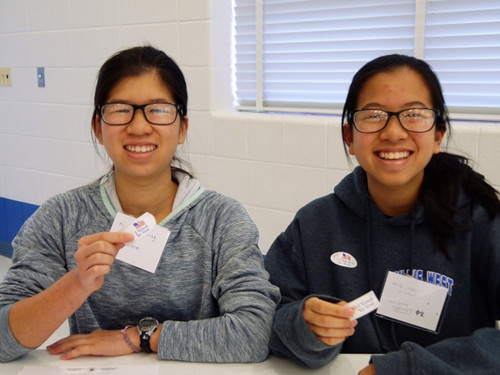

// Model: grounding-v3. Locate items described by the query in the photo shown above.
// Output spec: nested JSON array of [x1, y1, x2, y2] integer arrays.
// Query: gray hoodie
[[0, 172, 280, 363]]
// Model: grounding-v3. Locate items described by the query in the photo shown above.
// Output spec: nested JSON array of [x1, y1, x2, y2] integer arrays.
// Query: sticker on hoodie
[[330, 252, 358, 268]]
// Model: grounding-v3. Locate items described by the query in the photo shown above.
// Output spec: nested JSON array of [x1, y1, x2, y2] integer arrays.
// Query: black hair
[[341, 54, 500, 254], [92, 45, 193, 179], [421, 152, 500, 254]]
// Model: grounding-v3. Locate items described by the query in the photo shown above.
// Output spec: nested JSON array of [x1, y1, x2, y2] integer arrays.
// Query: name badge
[[376, 271, 449, 333]]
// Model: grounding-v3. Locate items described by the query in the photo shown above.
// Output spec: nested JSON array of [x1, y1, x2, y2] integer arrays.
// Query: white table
[[1, 349, 371, 374]]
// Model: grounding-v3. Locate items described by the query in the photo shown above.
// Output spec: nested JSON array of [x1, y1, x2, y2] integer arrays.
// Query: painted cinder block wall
[[1, 0, 499, 257]]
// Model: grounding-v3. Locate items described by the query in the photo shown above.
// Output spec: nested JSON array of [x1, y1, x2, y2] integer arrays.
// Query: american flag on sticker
[[126, 212, 156, 241], [133, 220, 146, 230]]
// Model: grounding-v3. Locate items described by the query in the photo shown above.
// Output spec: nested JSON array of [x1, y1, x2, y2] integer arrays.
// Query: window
[[233, 0, 500, 118]]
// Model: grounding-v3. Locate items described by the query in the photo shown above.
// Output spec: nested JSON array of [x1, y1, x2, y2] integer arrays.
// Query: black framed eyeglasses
[[97, 102, 185, 126], [351, 108, 440, 133]]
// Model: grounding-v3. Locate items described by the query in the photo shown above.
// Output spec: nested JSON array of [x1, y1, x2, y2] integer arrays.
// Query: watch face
[[139, 317, 158, 332]]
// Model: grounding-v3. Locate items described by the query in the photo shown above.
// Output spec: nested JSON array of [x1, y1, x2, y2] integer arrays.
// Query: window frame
[[232, 0, 500, 121]]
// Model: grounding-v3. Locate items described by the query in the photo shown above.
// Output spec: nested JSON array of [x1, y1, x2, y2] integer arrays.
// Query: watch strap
[[140, 331, 154, 353], [137, 317, 159, 353]]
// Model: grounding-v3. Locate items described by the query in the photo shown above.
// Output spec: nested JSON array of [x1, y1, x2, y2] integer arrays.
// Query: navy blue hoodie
[[265, 167, 500, 373]]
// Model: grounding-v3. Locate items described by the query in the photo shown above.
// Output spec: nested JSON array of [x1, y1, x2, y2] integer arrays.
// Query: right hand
[[303, 297, 357, 346], [47, 326, 144, 360], [75, 232, 134, 293]]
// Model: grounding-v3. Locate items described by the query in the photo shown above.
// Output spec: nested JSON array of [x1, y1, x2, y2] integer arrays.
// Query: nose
[[126, 108, 152, 134], [380, 114, 407, 141]]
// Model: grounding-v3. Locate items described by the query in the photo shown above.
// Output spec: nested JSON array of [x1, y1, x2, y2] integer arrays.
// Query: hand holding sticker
[[347, 291, 380, 321]]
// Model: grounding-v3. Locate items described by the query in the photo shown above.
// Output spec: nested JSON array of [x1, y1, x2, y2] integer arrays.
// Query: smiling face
[[93, 71, 188, 184], [344, 68, 444, 204]]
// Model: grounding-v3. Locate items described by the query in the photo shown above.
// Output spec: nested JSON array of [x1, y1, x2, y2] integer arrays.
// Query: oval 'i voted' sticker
[[330, 252, 358, 268]]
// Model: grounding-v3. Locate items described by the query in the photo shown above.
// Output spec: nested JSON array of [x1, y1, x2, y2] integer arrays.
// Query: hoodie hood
[[334, 166, 427, 226], [99, 170, 203, 223]]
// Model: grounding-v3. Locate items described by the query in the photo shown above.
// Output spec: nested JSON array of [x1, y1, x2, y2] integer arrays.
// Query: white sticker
[[111, 212, 170, 273], [330, 252, 358, 268], [347, 290, 380, 320]]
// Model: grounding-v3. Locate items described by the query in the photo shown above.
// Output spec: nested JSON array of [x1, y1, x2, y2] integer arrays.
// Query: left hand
[[358, 364, 376, 375], [46, 329, 137, 360]]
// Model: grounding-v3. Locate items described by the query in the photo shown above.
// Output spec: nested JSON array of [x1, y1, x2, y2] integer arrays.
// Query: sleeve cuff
[[0, 305, 31, 362]]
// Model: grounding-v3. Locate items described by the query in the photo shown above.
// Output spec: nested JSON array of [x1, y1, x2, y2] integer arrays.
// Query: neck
[[367, 181, 420, 217], [115, 171, 178, 223]]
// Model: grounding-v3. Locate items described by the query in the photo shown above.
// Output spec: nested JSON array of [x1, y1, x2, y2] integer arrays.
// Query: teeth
[[125, 145, 156, 153], [378, 151, 410, 160]]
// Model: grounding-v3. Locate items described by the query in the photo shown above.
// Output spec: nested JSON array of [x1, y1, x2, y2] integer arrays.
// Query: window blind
[[424, 0, 500, 116], [233, 0, 500, 117]]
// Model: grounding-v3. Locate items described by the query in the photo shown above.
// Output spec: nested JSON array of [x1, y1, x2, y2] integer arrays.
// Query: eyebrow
[[106, 98, 172, 104], [360, 101, 429, 109]]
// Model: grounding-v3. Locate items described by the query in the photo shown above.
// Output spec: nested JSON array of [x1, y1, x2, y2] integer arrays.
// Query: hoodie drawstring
[[365, 201, 418, 352]]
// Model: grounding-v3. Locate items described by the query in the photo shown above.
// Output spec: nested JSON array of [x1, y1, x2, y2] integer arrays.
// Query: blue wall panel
[[0, 198, 6, 244], [0, 198, 39, 257]]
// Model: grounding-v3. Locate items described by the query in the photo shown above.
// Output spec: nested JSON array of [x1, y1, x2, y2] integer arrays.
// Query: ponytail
[[420, 152, 500, 254]]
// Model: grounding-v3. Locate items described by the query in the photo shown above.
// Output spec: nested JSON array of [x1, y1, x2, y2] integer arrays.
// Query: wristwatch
[[137, 317, 159, 353]]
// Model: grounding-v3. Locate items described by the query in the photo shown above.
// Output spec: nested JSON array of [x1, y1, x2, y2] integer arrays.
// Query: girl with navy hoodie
[[264, 54, 500, 374]]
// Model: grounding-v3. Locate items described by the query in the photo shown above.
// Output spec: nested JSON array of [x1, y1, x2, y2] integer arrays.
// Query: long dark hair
[[342, 54, 500, 254], [92, 45, 193, 178]]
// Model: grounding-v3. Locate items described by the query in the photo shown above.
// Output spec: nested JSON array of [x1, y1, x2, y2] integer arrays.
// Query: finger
[[78, 232, 134, 248], [317, 336, 345, 346], [82, 250, 118, 267], [309, 325, 356, 346], [307, 322, 355, 339], [305, 297, 355, 318], [75, 251, 115, 291], [75, 254, 115, 281], [303, 309, 354, 329], [60, 346, 88, 360], [47, 333, 99, 358], [47, 335, 83, 354], [76, 241, 123, 268], [82, 265, 111, 280]]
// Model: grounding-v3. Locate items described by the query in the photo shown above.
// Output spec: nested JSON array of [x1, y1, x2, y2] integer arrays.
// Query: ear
[[93, 117, 104, 145], [433, 129, 445, 154], [343, 124, 355, 155], [178, 116, 189, 145]]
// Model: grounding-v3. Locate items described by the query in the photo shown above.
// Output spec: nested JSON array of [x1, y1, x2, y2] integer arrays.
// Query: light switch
[[0, 67, 12, 86], [37, 67, 45, 87]]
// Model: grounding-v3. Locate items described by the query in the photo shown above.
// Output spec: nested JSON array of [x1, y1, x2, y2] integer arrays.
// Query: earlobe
[[178, 117, 189, 145], [93, 118, 104, 145], [433, 129, 445, 153], [343, 124, 351, 144], [343, 124, 355, 155], [436, 129, 445, 143]]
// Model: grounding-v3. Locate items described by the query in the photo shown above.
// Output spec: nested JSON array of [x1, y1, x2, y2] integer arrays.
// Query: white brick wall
[[0, 0, 499, 253]]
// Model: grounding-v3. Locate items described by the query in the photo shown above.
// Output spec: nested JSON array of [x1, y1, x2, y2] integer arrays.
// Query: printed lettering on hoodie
[[395, 269, 454, 296]]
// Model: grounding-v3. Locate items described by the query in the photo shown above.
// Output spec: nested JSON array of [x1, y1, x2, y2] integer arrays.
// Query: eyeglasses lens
[[101, 103, 178, 125], [353, 109, 436, 133]]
